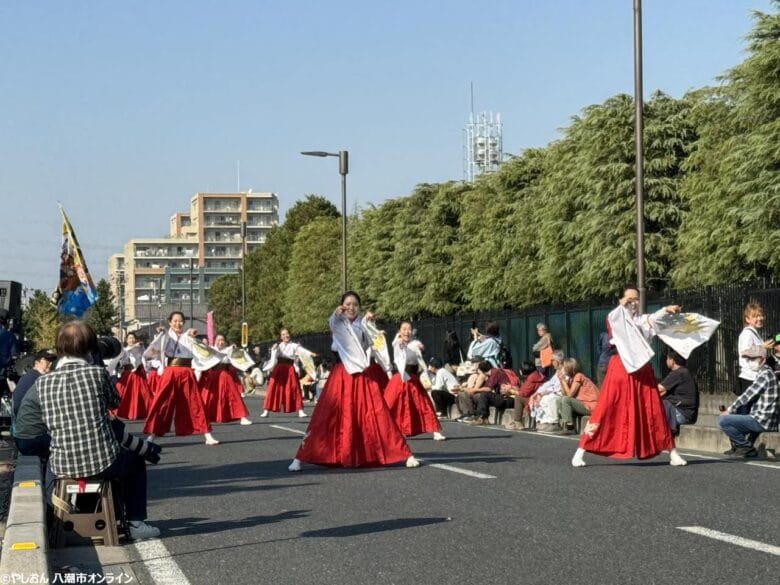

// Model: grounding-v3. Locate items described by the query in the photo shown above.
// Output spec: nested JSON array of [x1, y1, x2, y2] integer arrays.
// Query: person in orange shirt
[[557, 358, 600, 435]]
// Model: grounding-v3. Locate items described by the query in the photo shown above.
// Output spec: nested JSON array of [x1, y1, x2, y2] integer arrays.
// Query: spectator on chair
[[657, 349, 699, 436], [12, 350, 56, 417], [455, 370, 482, 420], [37, 320, 161, 540], [466, 360, 513, 426], [506, 362, 546, 430], [718, 345, 779, 458], [13, 382, 51, 464], [557, 358, 600, 435], [528, 350, 565, 432], [429, 357, 460, 418], [467, 321, 501, 367]]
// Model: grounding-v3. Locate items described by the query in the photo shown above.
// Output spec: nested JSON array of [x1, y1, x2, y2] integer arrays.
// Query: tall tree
[[85, 279, 118, 334], [207, 273, 242, 342], [673, 4, 780, 285], [22, 290, 61, 351]]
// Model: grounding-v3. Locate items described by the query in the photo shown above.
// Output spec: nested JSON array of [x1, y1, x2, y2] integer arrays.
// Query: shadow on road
[[299, 517, 450, 538]]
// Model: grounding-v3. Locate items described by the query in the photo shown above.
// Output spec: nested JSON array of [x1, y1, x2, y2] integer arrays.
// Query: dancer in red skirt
[[384, 321, 445, 441], [199, 334, 252, 425], [143, 311, 219, 445], [571, 287, 687, 467], [115, 332, 153, 420], [260, 328, 314, 418], [289, 291, 420, 471]]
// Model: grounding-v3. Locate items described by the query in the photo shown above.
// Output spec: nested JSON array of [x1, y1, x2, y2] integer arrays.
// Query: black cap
[[429, 357, 442, 368], [33, 350, 57, 362]]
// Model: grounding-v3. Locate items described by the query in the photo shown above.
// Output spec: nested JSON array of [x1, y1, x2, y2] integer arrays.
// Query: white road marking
[[134, 538, 192, 585], [428, 463, 496, 479], [677, 526, 780, 557], [270, 424, 306, 435], [678, 452, 780, 470]]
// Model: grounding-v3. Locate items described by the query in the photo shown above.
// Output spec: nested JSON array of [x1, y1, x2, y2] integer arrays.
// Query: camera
[[110, 418, 162, 464], [96, 335, 122, 361]]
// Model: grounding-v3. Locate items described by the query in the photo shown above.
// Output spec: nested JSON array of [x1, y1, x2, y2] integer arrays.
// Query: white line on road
[[677, 526, 780, 557], [678, 452, 780, 470], [134, 538, 192, 585], [270, 424, 306, 435], [428, 463, 496, 479]]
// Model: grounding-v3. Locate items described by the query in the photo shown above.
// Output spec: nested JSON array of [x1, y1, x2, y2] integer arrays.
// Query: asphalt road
[[117, 394, 779, 585]]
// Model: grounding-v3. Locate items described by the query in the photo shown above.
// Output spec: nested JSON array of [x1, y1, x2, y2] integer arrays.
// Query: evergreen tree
[[22, 290, 61, 351], [85, 279, 118, 334]]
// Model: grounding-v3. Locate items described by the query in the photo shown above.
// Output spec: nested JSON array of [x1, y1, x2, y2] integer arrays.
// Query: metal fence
[[269, 281, 779, 395]]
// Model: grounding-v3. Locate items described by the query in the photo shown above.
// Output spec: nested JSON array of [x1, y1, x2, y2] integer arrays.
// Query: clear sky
[[0, 0, 772, 296]]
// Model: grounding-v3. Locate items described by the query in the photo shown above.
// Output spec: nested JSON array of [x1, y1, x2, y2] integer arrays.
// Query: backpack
[[498, 342, 512, 369]]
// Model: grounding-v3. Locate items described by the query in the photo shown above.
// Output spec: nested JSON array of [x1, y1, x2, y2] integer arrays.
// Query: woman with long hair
[[143, 311, 219, 445], [289, 292, 419, 471], [260, 328, 314, 418], [114, 332, 153, 420], [383, 321, 445, 441], [199, 334, 252, 426]]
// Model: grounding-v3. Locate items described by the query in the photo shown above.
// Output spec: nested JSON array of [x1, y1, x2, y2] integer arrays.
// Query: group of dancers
[[113, 286, 695, 472]]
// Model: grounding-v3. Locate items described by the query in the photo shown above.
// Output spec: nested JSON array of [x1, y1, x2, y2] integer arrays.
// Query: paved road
[[105, 394, 780, 584]]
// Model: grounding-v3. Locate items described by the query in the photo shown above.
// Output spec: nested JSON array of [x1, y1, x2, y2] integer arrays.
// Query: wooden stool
[[51, 478, 121, 547]]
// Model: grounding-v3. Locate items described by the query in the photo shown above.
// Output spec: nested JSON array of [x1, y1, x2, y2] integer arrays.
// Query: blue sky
[[0, 0, 772, 295]]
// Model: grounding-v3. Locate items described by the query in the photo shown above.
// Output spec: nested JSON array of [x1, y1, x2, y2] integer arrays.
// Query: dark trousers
[[97, 451, 148, 522], [736, 378, 760, 444], [15, 434, 51, 462], [474, 392, 514, 419], [430, 390, 455, 415]]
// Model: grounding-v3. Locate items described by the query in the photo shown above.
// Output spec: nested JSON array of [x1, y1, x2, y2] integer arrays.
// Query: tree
[[85, 279, 118, 334], [673, 4, 780, 285], [22, 290, 61, 350], [207, 273, 242, 342]]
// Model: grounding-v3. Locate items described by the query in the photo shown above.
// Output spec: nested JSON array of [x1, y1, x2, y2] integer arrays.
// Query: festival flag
[[654, 312, 720, 359], [53, 206, 98, 317]]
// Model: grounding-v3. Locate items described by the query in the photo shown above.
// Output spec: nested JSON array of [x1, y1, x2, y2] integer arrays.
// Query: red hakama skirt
[[295, 362, 412, 468], [383, 373, 441, 436], [263, 362, 304, 413], [578, 354, 674, 459], [143, 365, 211, 436], [200, 364, 250, 423], [146, 369, 161, 395], [115, 366, 153, 420]]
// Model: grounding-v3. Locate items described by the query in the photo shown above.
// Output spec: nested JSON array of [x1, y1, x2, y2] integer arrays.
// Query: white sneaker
[[240, 417, 253, 425], [129, 521, 160, 540], [259, 410, 269, 418], [405, 456, 421, 468], [433, 432, 447, 441], [288, 458, 302, 472], [571, 448, 587, 468], [669, 449, 688, 466], [204, 433, 220, 445], [298, 410, 308, 418]]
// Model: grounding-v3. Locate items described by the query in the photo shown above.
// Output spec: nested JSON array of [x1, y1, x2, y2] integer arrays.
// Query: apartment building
[[109, 191, 278, 335]]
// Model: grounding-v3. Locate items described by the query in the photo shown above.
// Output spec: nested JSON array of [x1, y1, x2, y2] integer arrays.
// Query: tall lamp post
[[301, 150, 349, 293], [633, 0, 646, 312], [241, 220, 247, 320], [189, 255, 195, 330]]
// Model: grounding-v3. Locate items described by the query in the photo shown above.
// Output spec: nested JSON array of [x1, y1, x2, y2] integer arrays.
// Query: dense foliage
[[208, 4, 778, 337]]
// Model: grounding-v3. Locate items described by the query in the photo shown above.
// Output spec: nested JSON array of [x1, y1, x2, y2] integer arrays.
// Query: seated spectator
[[657, 349, 699, 436], [442, 331, 463, 372], [595, 331, 612, 386], [506, 362, 546, 430], [557, 358, 600, 435], [718, 345, 779, 458], [12, 350, 56, 417], [455, 370, 483, 421], [14, 382, 51, 463], [37, 320, 161, 540], [528, 350, 565, 432], [466, 361, 513, 426], [429, 357, 460, 418]]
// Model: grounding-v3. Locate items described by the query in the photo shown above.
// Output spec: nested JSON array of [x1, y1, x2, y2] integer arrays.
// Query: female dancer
[[260, 328, 313, 418], [571, 287, 686, 467], [199, 334, 252, 426], [383, 321, 446, 441], [143, 311, 219, 445], [115, 332, 153, 420], [289, 292, 420, 471]]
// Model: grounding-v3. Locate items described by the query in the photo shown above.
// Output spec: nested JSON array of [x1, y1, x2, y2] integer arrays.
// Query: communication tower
[[464, 110, 503, 182]]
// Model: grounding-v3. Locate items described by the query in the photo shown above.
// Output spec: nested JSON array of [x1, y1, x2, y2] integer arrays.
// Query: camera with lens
[[110, 418, 162, 464], [96, 335, 123, 361]]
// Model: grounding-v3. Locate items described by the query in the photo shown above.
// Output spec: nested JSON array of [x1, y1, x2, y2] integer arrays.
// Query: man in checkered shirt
[[718, 344, 780, 458], [38, 320, 161, 540]]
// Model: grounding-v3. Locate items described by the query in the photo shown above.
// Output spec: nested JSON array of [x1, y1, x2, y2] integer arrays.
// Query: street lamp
[[189, 255, 195, 330], [241, 220, 247, 320], [633, 0, 646, 312], [301, 150, 349, 292]]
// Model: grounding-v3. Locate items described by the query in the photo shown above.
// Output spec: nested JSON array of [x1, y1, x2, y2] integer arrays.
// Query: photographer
[[0, 310, 19, 396], [38, 320, 161, 540]]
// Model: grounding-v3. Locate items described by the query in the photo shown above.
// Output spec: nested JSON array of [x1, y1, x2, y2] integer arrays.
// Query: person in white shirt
[[260, 329, 314, 418], [429, 357, 460, 418]]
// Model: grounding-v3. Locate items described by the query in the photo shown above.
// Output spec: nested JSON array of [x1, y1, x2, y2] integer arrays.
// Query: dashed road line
[[677, 526, 780, 557], [270, 424, 306, 435], [428, 463, 496, 479], [134, 538, 192, 585]]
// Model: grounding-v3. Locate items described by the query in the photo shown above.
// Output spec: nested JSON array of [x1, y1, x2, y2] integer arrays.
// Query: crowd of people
[[1, 288, 778, 543]]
